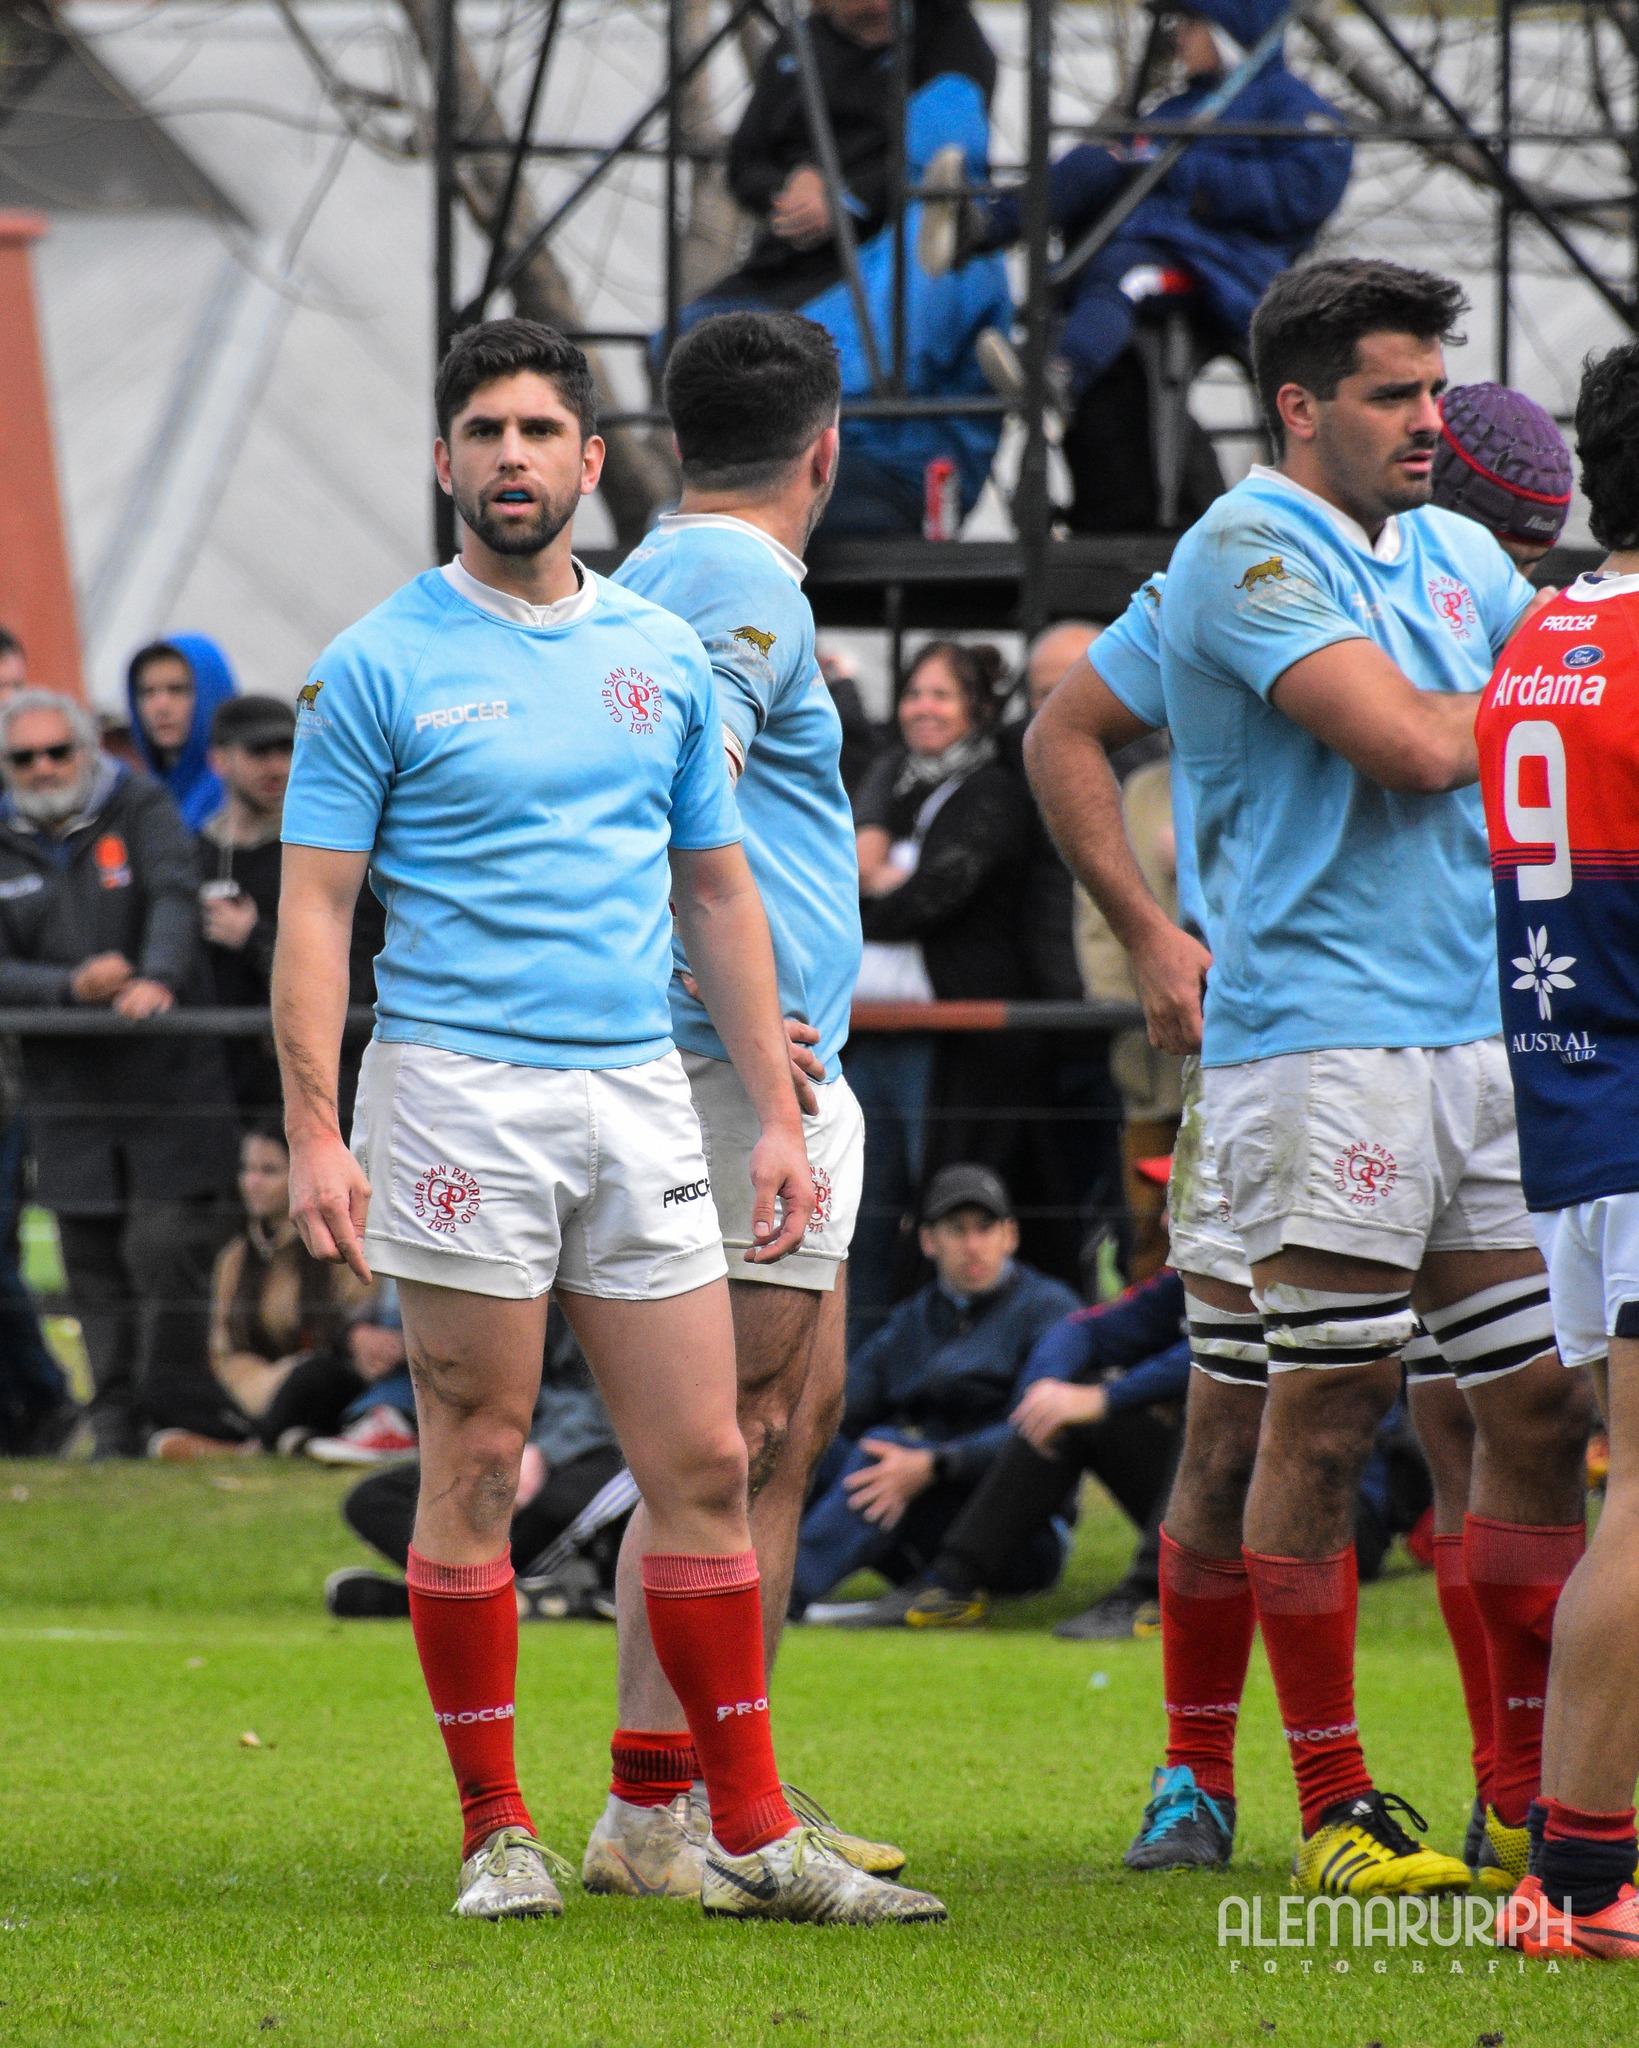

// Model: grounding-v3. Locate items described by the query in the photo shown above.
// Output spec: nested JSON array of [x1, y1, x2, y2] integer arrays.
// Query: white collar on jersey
[[1248, 464, 1402, 564], [1565, 568, 1639, 601], [655, 512, 807, 585], [440, 554, 599, 628]]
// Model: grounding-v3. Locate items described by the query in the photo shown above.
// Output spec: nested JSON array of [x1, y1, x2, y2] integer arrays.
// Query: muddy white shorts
[[683, 1053, 863, 1292], [1167, 1056, 1253, 1289], [351, 1039, 727, 1301], [1201, 1037, 1534, 1271], [1531, 1193, 1639, 1370]]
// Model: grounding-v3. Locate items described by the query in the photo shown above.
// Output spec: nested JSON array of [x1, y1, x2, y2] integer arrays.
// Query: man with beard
[[0, 690, 238, 1456], [1150, 258, 1593, 1895], [274, 319, 944, 1925]]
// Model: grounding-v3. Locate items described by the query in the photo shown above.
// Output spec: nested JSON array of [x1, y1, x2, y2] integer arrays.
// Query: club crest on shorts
[[1332, 1141, 1398, 1208], [1426, 574, 1478, 641], [413, 1163, 482, 1234], [602, 666, 663, 735], [807, 1165, 833, 1235]]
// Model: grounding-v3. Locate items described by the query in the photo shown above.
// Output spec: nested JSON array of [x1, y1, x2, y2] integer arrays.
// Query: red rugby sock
[[610, 1729, 699, 1809], [641, 1551, 795, 1856], [406, 1546, 534, 1859], [1159, 1529, 1255, 1800], [1244, 1545, 1372, 1835], [1432, 1533, 1496, 1809], [1465, 1514, 1585, 1827]]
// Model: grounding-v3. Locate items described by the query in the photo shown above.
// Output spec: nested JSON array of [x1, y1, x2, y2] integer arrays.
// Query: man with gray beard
[[0, 690, 239, 1456]]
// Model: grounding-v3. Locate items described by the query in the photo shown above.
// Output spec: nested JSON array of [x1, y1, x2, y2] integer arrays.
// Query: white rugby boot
[[700, 1825, 946, 1924], [582, 1792, 706, 1899], [451, 1825, 571, 1919]]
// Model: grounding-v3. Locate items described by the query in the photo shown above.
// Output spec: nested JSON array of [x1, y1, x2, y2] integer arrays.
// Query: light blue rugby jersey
[[1089, 572, 1205, 939], [613, 515, 862, 1079], [1159, 468, 1535, 1066], [282, 564, 741, 1069]]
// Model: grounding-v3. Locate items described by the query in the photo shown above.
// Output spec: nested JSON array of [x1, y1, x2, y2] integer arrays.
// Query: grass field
[[0, 1461, 1625, 2047]]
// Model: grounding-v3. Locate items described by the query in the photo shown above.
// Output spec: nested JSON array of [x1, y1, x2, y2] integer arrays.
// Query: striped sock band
[[1254, 1285, 1417, 1372], [1183, 1290, 1267, 1386]]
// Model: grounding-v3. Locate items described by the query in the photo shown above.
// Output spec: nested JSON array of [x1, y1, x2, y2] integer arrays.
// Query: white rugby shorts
[[1201, 1037, 1534, 1271], [1166, 1056, 1253, 1290], [683, 1052, 863, 1292], [350, 1040, 727, 1301], [1531, 1193, 1639, 1370]]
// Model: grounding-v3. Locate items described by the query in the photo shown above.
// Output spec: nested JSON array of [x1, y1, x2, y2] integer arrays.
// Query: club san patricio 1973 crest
[[602, 666, 663, 735]]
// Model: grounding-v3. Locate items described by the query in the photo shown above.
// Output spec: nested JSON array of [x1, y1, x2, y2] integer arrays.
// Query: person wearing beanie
[[1433, 383, 1573, 568]]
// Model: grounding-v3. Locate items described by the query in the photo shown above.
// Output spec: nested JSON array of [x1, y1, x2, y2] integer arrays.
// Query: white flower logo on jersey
[[1512, 926, 1577, 1020]]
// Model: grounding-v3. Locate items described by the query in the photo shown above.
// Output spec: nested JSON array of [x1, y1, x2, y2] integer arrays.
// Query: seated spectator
[[792, 1165, 1078, 1616], [920, 0, 1351, 526], [197, 696, 295, 1117], [326, 1304, 630, 1620], [0, 690, 238, 1458], [844, 641, 1030, 1340], [0, 627, 27, 700], [1432, 383, 1573, 570], [146, 1123, 376, 1459], [685, 0, 1010, 534], [127, 636, 239, 831], [830, 1264, 1187, 1631]]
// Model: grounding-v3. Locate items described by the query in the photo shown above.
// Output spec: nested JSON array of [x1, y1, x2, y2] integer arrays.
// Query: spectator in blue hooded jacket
[[921, 0, 1351, 409], [126, 635, 238, 832], [792, 1164, 1079, 1616]]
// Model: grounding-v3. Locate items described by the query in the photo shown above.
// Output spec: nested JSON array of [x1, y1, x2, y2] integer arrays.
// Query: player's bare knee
[[673, 1428, 750, 1522]]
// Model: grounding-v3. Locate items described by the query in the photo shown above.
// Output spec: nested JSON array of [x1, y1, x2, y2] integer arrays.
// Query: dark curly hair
[[434, 318, 597, 442], [1574, 341, 1639, 552], [902, 640, 1008, 731], [1251, 259, 1468, 446]]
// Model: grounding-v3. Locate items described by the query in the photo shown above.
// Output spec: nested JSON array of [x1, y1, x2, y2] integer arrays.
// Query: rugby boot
[[1496, 1872, 1548, 1948], [1473, 1803, 1531, 1894], [700, 1826, 946, 1924], [1509, 1877, 1639, 1959], [1123, 1765, 1236, 1870], [690, 1780, 907, 1879], [1292, 1790, 1472, 1897], [452, 1825, 571, 1919], [817, 1582, 986, 1630], [582, 1792, 704, 1899]]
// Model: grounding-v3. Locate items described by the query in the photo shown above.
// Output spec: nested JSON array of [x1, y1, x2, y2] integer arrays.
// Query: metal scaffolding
[[429, 0, 1639, 635]]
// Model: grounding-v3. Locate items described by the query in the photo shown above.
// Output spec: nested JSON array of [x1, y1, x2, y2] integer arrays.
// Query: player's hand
[[845, 1439, 936, 1528], [113, 978, 174, 1020], [771, 165, 831, 248], [1519, 584, 1559, 630], [1132, 923, 1211, 1055], [1011, 1377, 1108, 1452], [786, 1016, 824, 1115], [744, 1120, 814, 1263], [289, 1128, 373, 1283], [203, 891, 260, 949], [70, 952, 135, 1005]]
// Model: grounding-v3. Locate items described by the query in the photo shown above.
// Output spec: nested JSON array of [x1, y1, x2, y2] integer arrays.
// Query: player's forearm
[[272, 902, 352, 1140], [676, 876, 801, 1136], [1023, 707, 1172, 953]]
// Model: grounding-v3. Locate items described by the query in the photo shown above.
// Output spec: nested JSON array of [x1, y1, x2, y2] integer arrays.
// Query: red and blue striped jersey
[[1476, 572, 1639, 1210]]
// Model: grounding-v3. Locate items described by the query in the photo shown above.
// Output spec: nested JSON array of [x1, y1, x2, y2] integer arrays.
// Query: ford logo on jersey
[[1562, 644, 1604, 668]]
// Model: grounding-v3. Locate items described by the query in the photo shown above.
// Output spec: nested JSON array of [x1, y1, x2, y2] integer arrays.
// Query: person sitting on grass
[[792, 1164, 1078, 1619], [151, 1124, 378, 1459]]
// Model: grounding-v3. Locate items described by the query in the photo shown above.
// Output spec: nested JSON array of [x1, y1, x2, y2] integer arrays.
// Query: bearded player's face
[[437, 371, 602, 557], [1307, 330, 1448, 525]]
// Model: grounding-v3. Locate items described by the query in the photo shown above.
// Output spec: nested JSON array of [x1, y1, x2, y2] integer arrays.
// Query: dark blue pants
[[793, 1424, 1065, 1611], [0, 1115, 67, 1450]]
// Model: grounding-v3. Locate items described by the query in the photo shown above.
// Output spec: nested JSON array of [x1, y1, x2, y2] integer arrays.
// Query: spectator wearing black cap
[[197, 696, 296, 1116], [195, 694, 385, 1124], [1433, 382, 1573, 570], [791, 1164, 1078, 1616]]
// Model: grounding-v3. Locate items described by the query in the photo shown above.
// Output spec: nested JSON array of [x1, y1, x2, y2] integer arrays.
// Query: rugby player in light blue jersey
[[272, 320, 943, 1929], [584, 312, 905, 1897], [1027, 575, 1264, 1873], [1156, 259, 1592, 1897]]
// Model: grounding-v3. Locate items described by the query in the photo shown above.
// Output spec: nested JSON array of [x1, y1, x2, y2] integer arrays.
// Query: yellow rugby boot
[[1472, 1804, 1531, 1894], [1292, 1791, 1473, 1897]]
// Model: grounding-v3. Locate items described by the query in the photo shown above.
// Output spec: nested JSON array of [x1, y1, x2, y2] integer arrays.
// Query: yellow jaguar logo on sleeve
[[1235, 556, 1285, 593], [297, 680, 325, 712], [731, 626, 777, 658]]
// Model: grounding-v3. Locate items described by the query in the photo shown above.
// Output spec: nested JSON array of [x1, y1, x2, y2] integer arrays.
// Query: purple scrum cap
[[1433, 383, 1573, 546]]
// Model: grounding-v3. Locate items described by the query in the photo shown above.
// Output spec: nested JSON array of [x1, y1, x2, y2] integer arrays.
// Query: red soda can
[[923, 456, 959, 541]]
